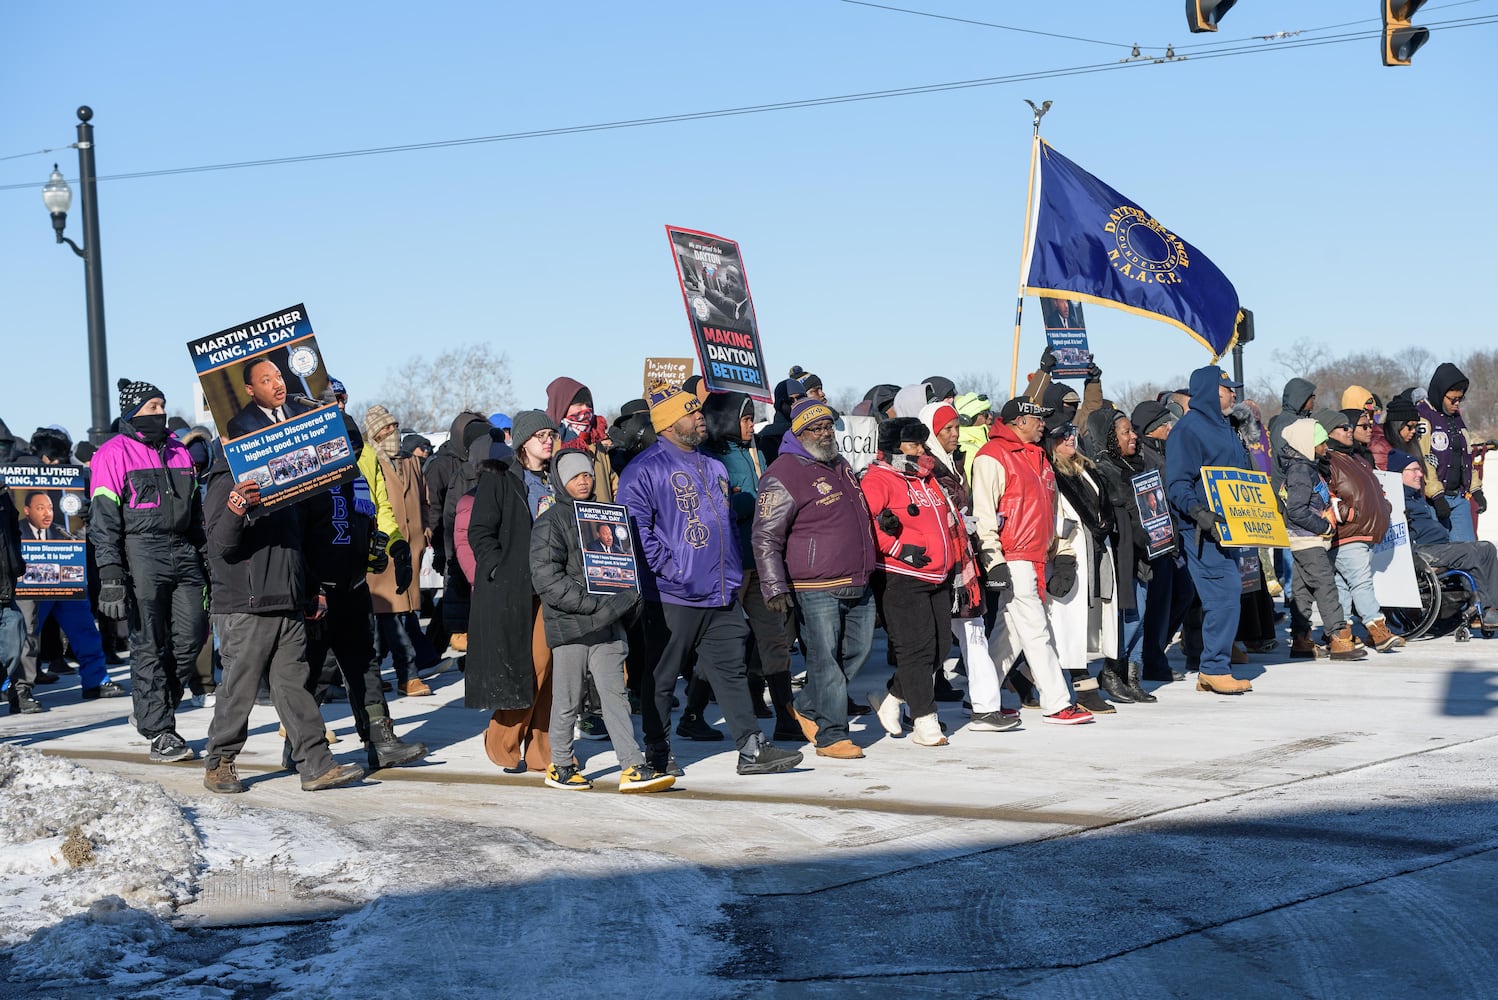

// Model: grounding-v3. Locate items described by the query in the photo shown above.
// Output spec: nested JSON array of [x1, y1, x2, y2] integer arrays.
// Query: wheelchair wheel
[[1386, 559, 1443, 641]]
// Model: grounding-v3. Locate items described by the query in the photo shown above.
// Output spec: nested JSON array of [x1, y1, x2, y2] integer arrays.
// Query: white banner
[[1370, 469, 1421, 608], [835, 415, 879, 474]]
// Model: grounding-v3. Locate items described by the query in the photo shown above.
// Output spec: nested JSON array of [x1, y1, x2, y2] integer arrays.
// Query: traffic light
[[1235, 308, 1255, 346], [1382, 0, 1430, 66], [1186, 0, 1236, 33]]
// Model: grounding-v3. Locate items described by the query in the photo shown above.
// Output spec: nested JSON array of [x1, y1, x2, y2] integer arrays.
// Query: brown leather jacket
[[1326, 449, 1391, 545]]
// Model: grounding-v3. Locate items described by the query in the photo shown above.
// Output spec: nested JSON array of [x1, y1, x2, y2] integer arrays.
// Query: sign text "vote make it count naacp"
[[1201, 467, 1290, 547]]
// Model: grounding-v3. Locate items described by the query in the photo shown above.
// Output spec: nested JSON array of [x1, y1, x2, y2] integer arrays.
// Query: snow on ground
[[0, 745, 735, 999]]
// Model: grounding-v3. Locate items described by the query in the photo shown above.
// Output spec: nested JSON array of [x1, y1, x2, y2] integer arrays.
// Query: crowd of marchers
[[2, 349, 1492, 795]]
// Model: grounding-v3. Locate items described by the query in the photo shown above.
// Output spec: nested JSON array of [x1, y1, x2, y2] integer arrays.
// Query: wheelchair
[[1386, 549, 1494, 642]]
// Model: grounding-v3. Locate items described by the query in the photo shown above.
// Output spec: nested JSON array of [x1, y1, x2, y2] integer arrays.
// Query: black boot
[[1097, 661, 1136, 704], [645, 740, 684, 777], [365, 715, 429, 769], [1124, 660, 1158, 703], [767, 672, 801, 741], [8, 684, 43, 715]]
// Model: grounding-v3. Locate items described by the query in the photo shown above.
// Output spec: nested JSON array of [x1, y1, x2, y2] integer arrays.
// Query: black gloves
[[897, 544, 932, 568], [1085, 362, 1103, 383], [1474, 489, 1488, 515], [97, 566, 128, 620], [1432, 494, 1452, 522], [390, 538, 413, 594], [1189, 506, 1226, 540], [1047, 554, 1078, 597], [368, 530, 390, 575], [877, 509, 903, 537], [1039, 346, 1057, 373], [985, 563, 1012, 592], [1135, 559, 1154, 585], [766, 592, 795, 615]]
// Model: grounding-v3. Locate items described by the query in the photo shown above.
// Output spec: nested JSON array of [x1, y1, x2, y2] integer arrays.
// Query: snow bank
[[0, 744, 199, 946]]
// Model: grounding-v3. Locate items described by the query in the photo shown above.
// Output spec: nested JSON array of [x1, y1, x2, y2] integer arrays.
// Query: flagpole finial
[[1024, 99, 1052, 132]]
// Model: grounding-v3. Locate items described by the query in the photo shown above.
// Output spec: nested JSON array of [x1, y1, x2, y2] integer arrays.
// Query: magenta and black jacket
[[88, 419, 204, 578]]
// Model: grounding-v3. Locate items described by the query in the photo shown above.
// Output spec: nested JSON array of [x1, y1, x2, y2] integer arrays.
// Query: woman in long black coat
[[464, 461, 550, 772]]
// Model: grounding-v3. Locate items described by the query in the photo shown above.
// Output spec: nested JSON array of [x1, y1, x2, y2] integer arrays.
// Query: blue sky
[[3, 1, 1495, 438]]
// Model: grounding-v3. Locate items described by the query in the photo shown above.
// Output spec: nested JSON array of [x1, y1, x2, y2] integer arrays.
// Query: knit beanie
[[117, 378, 164, 420], [647, 381, 702, 433], [510, 409, 555, 449], [924, 403, 959, 436], [1315, 408, 1350, 436], [789, 398, 836, 435], [1340, 408, 1366, 430], [556, 450, 593, 486], [1387, 450, 1419, 475], [1385, 396, 1419, 426], [364, 404, 398, 443]]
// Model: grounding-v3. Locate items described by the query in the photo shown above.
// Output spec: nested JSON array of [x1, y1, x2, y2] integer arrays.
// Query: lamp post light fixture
[[43, 106, 111, 446]]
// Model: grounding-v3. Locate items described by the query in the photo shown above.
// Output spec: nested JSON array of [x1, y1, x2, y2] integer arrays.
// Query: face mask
[[376, 433, 400, 458], [133, 413, 169, 445]]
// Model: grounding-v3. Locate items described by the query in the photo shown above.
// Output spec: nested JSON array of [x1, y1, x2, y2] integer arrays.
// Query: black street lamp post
[[43, 106, 111, 446]]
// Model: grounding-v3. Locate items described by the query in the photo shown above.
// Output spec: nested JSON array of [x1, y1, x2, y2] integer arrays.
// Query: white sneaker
[[911, 713, 949, 747], [867, 690, 904, 736]]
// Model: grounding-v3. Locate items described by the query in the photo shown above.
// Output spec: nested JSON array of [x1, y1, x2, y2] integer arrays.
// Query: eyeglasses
[[1356, 421, 1374, 429], [801, 422, 835, 436], [1445, 392, 1466, 403], [1048, 422, 1077, 440]]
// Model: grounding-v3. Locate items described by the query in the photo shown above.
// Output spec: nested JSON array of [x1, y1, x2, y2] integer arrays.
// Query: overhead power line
[[1, 15, 1493, 194]]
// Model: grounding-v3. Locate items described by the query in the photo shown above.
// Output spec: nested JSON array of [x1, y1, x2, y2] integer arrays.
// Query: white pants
[[986, 561, 1072, 715], [954, 616, 1003, 713]]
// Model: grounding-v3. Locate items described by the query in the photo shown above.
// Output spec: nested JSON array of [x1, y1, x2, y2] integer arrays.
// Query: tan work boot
[[1328, 625, 1368, 661], [1365, 617, 1403, 652], [1196, 672, 1252, 694], [398, 677, 433, 697], [1289, 630, 1324, 659], [814, 739, 865, 759], [300, 762, 365, 791], [203, 759, 244, 794], [790, 705, 819, 744]]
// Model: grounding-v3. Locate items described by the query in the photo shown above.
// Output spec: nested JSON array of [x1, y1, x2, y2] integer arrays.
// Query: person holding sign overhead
[[1164, 366, 1253, 695]]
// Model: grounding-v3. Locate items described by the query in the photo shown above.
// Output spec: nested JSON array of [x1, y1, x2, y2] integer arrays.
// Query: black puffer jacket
[[529, 454, 640, 648]]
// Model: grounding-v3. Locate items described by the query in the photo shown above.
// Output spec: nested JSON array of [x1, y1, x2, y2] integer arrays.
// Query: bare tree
[[368, 344, 516, 435]]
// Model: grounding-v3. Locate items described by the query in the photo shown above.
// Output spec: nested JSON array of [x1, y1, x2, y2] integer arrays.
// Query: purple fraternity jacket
[[614, 438, 742, 608]]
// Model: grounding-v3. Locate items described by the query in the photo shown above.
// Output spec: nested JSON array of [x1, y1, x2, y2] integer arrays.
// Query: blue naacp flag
[[1023, 141, 1240, 358]]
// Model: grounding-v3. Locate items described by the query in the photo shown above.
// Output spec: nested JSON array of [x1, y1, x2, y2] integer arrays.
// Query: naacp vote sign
[[665, 226, 771, 403], [187, 303, 359, 512], [1201, 467, 1290, 548]]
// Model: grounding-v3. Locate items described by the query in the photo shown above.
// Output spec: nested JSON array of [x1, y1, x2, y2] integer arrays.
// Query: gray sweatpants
[[549, 631, 643, 770], [205, 611, 335, 778], [1290, 546, 1346, 635]]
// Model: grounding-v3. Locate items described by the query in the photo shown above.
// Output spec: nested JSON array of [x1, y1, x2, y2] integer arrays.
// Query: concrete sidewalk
[[6, 624, 1498, 996]]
